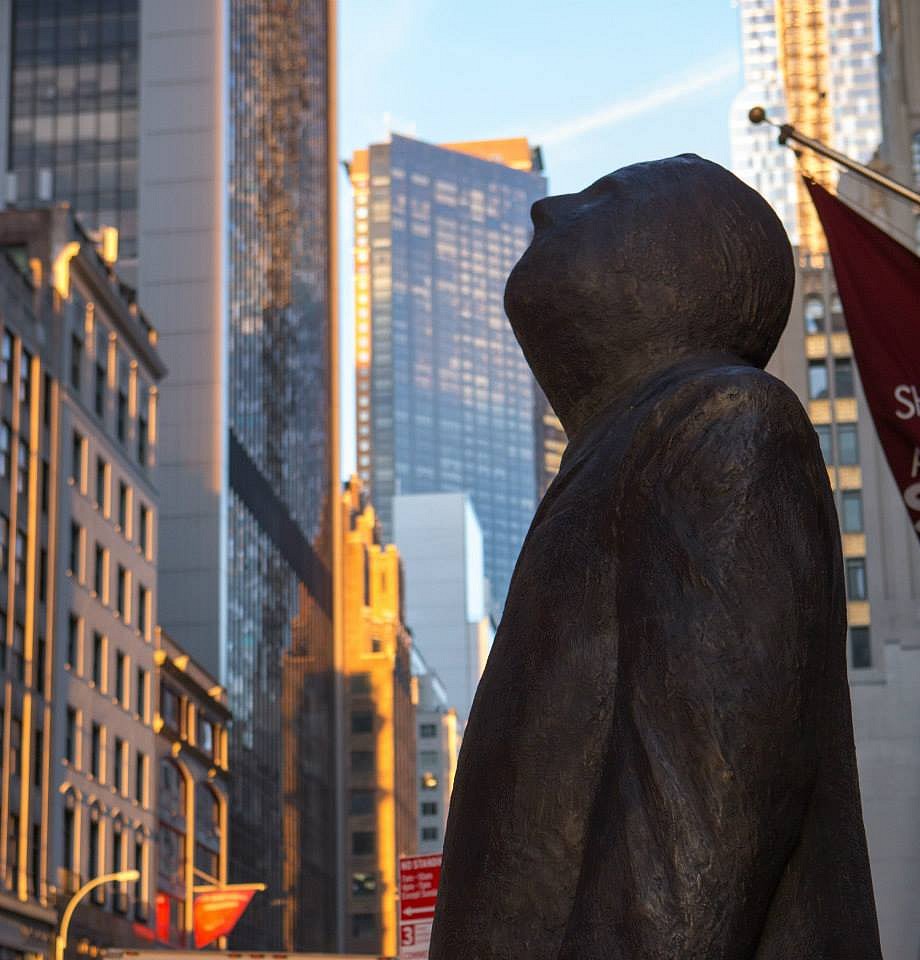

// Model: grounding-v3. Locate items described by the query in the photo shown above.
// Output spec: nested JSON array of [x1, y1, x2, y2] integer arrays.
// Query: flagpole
[[749, 106, 920, 208]]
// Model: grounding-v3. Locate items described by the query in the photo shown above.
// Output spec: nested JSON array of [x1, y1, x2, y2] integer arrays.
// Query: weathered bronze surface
[[429, 155, 882, 959]]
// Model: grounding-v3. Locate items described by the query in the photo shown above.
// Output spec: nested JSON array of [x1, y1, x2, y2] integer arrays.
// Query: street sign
[[398, 853, 441, 960]]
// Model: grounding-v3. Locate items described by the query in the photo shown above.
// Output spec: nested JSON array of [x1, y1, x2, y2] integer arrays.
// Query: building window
[[116, 650, 126, 705], [63, 803, 76, 880], [117, 564, 129, 620], [96, 457, 107, 512], [138, 584, 149, 638], [421, 771, 439, 790], [117, 390, 128, 443], [11, 622, 24, 681], [841, 491, 863, 533], [850, 626, 871, 669], [94, 543, 106, 598], [65, 707, 78, 765], [351, 750, 374, 774], [92, 632, 105, 689], [69, 522, 81, 577], [804, 294, 825, 334], [197, 716, 215, 757], [134, 837, 146, 919], [807, 360, 828, 400], [90, 722, 102, 779], [351, 873, 377, 896], [137, 667, 147, 721], [13, 532, 24, 586], [351, 831, 375, 856], [0, 514, 7, 573], [830, 294, 846, 332], [421, 801, 438, 816], [71, 430, 84, 486], [95, 335, 107, 418], [16, 439, 28, 497], [135, 751, 147, 805], [115, 737, 127, 794], [837, 423, 860, 465], [161, 684, 180, 731], [18, 349, 31, 405], [67, 615, 79, 670], [139, 504, 150, 556], [351, 711, 373, 734], [350, 673, 372, 695], [114, 827, 128, 913], [846, 558, 868, 601], [0, 332, 12, 384], [89, 817, 103, 903], [38, 547, 47, 603], [419, 723, 437, 738], [119, 480, 129, 531], [40, 458, 49, 514], [421, 826, 439, 842], [834, 358, 855, 398], [138, 385, 149, 465], [71, 333, 83, 390], [0, 422, 10, 478], [351, 913, 377, 939], [350, 789, 375, 815], [42, 371, 51, 428]]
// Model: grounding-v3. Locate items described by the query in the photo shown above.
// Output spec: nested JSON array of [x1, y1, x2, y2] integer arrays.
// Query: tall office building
[[0, 205, 164, 957], [349, 136, 546, 618], [1, 2, 141, 272], [732, 4, 920, 957], [340, 477, 415, 957], [1, 0, 340, 950], [393, 492, 492, 726], [730, 0, 881, 250], [138, 2, 338, 950]]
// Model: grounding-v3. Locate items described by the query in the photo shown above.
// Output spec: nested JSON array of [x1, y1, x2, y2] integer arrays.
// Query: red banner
[[806, 178, 920, 542], [193, 887, 258, 948]]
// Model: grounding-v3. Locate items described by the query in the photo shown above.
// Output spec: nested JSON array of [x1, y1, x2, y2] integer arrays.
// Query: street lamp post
[[54, 870, 141, 960]]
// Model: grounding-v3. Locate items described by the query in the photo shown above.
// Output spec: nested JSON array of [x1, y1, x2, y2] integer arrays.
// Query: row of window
[[69, 316, 151, 467], [808, 357, 855, 401], [68, 523, 151, 635], [65, 613, 149, 714], [803, 292, 846, 335], [0, 609, 47, 695], [64, 706, 149, 805], [815, 422, 860, 467], [72, 428, 154, 557], [62, 797, 147, 918], [159, 682, 223, 764]]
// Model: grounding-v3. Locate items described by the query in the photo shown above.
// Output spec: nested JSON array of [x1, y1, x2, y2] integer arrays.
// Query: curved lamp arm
[[55, 870, 140, 960]]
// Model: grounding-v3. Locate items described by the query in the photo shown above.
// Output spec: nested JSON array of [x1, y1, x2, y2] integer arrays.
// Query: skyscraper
[[732, 4, 920, 957], [2, 0, 339, 950], [138, 2, 338, 949], [349, 136, 546, 618], [730, 0, 881, 250]]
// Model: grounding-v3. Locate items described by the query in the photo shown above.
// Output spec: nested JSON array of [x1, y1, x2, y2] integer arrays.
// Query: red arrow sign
[[398, 854, 442, 922]]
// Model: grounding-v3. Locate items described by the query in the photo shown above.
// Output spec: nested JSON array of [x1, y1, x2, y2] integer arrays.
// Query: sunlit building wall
[[349, 136, 546, 619], [393, 492, 491, 727], [153, 629, 230, 948], [0, 205, 164, 957], [411, 649, 458, 856], [340, 477, 415, 958], [733, 4, 920, 958], [137, 0, 338, 951]]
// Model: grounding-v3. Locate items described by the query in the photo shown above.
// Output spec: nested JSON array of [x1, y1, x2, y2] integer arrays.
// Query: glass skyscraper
[[3, 0, 140, 267], [2, 0, 338, 950], [349, 136, 546, 618]]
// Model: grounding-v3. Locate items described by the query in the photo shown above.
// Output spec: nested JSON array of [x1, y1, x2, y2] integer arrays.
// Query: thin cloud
[[537, 53, 740, 147]]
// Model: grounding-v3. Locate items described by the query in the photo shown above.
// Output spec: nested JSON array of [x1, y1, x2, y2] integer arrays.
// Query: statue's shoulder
[[648, 363, 811, 440]]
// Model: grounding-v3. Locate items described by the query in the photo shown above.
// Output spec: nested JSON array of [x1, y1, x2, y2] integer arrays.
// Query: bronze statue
[[429, 155, 881, 959]]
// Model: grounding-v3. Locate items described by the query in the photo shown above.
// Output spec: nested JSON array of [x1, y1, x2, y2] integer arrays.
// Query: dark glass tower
[[350, 136, 546, 618], [5, 0, 140, 266]]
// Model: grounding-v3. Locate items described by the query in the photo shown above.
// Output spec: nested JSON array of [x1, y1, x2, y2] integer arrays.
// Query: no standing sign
[[398, 853, 442, 959]]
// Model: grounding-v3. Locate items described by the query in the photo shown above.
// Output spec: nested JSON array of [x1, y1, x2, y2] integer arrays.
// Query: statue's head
[[505, 154, 794, 437]]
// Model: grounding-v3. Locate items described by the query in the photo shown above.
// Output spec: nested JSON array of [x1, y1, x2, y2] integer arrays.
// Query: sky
[[337, 0, 746, 475]]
